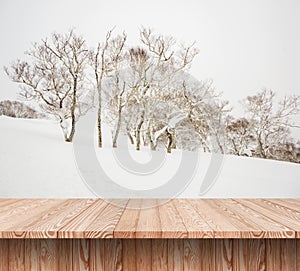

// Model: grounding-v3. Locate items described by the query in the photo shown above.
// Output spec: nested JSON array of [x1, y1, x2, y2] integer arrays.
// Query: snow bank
[[0, 116, 299, 198]]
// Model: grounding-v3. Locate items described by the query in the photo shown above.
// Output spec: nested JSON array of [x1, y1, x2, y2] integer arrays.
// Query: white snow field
[[0, 116, 299, 198]]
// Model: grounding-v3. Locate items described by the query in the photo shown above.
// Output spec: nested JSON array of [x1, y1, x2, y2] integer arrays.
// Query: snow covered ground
[[0, 116, 299, 198]]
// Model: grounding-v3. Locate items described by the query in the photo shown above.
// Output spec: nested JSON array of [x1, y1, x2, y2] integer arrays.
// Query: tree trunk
[[257, 134, 266, 158], [126, 124, 134, 145], [136, 111, 144, 151], [59, 117, 69, 142], [127, 131, 134, 145], [146, 120, 156, 150], [66, 78, 77, 142], [166, 129, 173, 154], [112, 107, 122, 148], [97, 107, 102, 148]]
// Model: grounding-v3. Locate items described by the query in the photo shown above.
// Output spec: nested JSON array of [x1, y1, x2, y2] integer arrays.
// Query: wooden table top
[[0, 199, 299, 239]]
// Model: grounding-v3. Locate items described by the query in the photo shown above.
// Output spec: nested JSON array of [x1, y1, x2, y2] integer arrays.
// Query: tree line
[[4, 28, 300, 163]]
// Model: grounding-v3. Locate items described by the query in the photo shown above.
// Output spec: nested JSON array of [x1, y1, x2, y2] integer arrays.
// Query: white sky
[[0, 0, 300, 114]]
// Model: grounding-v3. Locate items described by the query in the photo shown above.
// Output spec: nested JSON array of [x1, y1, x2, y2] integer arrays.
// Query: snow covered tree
[[242, 89, 300, 159], [90, 29, 127, 148], [105, 27, 199, 151], [0, 100, 45, 119], [226, 117, 255, 156], [5, 30, 91, 142]]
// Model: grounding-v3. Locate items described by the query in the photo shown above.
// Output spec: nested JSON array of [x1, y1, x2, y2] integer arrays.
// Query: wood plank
[[104, 239, 122, 271], [243, 199, 300, 232], [218, 199, 286, 238], [232, 239, 247, 271], [275, 199, 300, 210], [168, 239, 184, 271], [266, 239, 281, 271], [135, 199, 161, 238], [0, 199, 24, 214], [152, 239, 168, 271], [0, 199, 65, 238], [238, 199, 296, 237], [184, 239, 201, 271], [136, 239, 151, 271], [122, 239, 136, 271], [230, 199, 295, 238], [58, 199, 108, 238], [8, 239, 25, 271], [40, 239, 59, 270], [189, 199, 240, 238], [0, 239, 9, 271], [208, 199, 263, 238], [72, 239, 90, 271], [297, 239, 300, 271], [215, 239, 233, 271], [61, 199, 128, 238], [24, 240, 39, 271], [248, 239, 266, 271], [200, 239, 215, 270], [173, 199, 213, 238], [1, 238, 300, 270], [58, 239, 73, 271], [25, 199, 96, 238], [167, 239, 175, 271], [264, 199, 300, 221], [158, 200, 187, 238], [0, 199, 299, 239], [280, 239, 296, 271], [89, 239, 104, 271], [114, 199, 142, 238]]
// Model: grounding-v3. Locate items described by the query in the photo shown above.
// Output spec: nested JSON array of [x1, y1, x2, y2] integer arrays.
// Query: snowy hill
[[0, 116, 299, 198]]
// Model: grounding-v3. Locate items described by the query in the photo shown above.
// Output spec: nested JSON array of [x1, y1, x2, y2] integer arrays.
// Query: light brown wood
[[114, 199, 142, 238], [158, 200, 187, 238], [215, 239, 233, 271], [1, 199, 300, 270], [135, 199, 162, 238], [0, 199, 299, 239], [189, 199, 241, 238], [184, 239, 202, 271], [152, 239, 168, 271], [173, 199, 213, 238], [248, 239, 266, 271]]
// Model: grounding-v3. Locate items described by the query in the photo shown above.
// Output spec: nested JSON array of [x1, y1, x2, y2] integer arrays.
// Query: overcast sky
[[0, 0, 300, 114]]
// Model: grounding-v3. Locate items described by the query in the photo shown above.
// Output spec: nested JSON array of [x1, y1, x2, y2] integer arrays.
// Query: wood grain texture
[[0, 198, 299, 270], [0, 239, 299, 270], [136, 239, 152, 271], [297, 239, 300, 271], [158, 200, 187, 238], [215, 239, 233, 271], [173, 199, 213, 238], [135, 199, 162, 238], [0, 239, 9, 271], [0, 199, 299, 239]]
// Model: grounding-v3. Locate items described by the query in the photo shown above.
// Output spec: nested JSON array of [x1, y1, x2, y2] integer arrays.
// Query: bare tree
[[243, 89, 300, 159], [125, 27, 199, 151], [226, 117, 255, 156], [5, 30, 90, 142], [90, 29, 115, 148]]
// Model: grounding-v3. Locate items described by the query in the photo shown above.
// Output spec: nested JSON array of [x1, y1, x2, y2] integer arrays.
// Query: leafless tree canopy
[[5, 30, 91, 142], [4, 28, 300, 163]]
